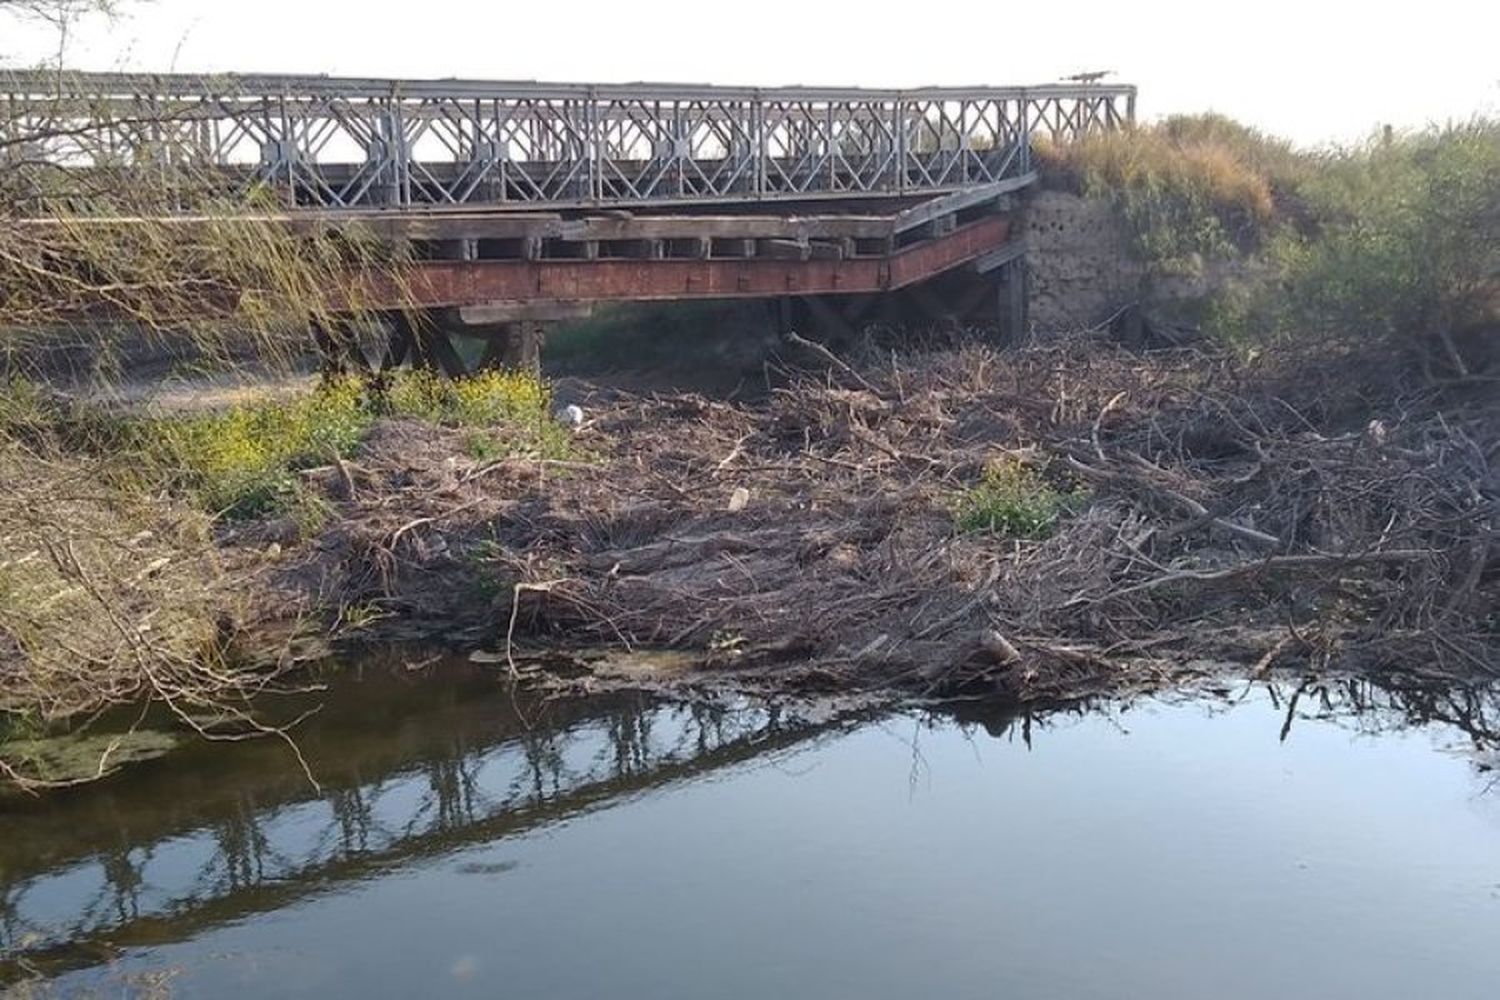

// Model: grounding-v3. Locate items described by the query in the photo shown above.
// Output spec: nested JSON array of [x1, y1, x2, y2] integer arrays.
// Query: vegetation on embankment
[[1035, 114, 1500, 374], [0, 370, 565, 790]]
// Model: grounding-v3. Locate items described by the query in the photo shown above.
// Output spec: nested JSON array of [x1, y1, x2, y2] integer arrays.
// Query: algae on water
[[1, 730, 180, 787]]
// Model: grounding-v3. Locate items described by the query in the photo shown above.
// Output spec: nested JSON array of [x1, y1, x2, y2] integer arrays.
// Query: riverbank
[[2, 331, 1497, 791], [3, 339, 1497, 794]]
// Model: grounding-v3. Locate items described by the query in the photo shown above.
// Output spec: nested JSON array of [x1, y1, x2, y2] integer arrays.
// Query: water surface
[[3, 664, 1498, 998]]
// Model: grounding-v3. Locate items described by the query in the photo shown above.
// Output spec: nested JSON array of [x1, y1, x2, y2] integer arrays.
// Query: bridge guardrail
[[0, 73, 1135, 211]]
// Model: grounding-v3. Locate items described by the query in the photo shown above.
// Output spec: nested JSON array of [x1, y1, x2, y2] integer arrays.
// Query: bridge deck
[[18, 176, 1028, 315], [379, 211, 1016, 312]]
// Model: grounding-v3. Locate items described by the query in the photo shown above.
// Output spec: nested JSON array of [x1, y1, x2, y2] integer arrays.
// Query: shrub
[[955, 459, 1081, 540], [386, 368, 570, 459], [145, 378, 371, 517], [140, 368, 568, 518], [1267, 121, 1500, 368], [385, 368, 548, 425]]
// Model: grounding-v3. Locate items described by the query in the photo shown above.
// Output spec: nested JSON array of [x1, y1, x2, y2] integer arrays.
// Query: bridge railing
[[0, 73, 1135, 211]]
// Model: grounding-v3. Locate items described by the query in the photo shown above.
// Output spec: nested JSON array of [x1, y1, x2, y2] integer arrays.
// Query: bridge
[[1, 72, 1136, 373]]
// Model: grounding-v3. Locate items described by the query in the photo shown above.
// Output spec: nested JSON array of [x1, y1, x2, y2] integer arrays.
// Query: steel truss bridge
[[1, 72, 1136, 370], [2, 72, 1135, 209]]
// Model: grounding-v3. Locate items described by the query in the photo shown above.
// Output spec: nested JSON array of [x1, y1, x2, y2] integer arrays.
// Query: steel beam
[[358, 215, 1013, 309]]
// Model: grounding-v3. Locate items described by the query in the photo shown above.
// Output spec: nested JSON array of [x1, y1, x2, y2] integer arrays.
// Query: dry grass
[[1035, 113, 1305, 224], [0, 445, 262, 791], [280, 340, 1495, 703], [1034, 113, 1308, 270]]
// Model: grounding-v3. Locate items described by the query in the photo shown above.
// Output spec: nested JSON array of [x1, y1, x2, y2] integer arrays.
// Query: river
[[2, 659, 1498, 998]]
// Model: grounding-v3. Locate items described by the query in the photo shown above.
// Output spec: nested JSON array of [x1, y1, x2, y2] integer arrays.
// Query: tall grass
[[1035, 113, 1306, 271]]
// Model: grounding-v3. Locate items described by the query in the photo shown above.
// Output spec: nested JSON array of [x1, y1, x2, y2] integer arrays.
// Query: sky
[[4, 0, 1498, 146]]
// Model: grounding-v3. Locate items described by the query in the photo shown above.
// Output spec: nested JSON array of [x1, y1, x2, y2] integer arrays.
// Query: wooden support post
[[422, 322, 470, 378], [1008, 257, 1032, 344], [396, 311, 468, 377], [497, 320, 545, 374], [311, 317, 341, 377], [1000, 257, 1029, 343], [774, 297, 795, 338], [409, 323, 439, 373], [476, 330, 508, 371], [313, 317, 372, 377]]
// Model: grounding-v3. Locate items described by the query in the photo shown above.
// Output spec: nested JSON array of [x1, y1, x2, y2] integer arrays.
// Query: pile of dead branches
[[293, 338, 1496, 700]]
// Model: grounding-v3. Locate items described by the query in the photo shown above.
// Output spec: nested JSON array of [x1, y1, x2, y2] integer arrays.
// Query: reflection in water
[[2, 665, 1498, 990], [0, 668, 868, 983], [942, 675, 1500, 757]]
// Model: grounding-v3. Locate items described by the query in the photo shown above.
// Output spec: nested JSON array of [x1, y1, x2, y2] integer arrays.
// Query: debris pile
[[272, 339, 1499, 699]]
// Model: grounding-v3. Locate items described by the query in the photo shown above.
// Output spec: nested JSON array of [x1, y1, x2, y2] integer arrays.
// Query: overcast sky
[[5, 0, 1498, 146]]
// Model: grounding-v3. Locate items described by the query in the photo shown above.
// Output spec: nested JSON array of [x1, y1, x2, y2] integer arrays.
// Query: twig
[[784, 330, 883, 396]]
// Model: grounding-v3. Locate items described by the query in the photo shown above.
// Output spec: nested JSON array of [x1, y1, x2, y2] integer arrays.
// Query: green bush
[[385, 368, 551, 427], [133, 368, 567, 519], [955, 460, 1082, 540], [145, 378, 371, 517], [1268, 122, 1500, 360]]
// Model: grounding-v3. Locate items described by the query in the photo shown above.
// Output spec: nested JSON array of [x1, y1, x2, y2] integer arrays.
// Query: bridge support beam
[[776, 250, 1029, 349], [474, 321, 546, 376], [999, 257, 1029, 343]]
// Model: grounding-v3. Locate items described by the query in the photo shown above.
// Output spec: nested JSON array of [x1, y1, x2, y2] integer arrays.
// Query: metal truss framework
[[0, 73, 1136, 210]]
